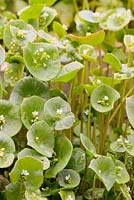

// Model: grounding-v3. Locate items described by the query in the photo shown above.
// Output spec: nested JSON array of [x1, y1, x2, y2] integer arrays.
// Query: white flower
[[128, 186, 131, 192], [65, 174, 71, 181], [43, 12, 49, 18], [39, 48, 44, 52], [96, 79, 101, 84], [63, 24, 68, 30], [32, 111, 39, 117], [103, 96, 109, 101], [56, 108, 63, 115], [67, 195, 73, 200], [98, 170, 101, 173], [21, 169, 29, 176]]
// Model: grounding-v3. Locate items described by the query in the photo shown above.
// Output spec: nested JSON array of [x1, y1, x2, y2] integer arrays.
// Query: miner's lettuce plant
[[0, 0, 134, 199]]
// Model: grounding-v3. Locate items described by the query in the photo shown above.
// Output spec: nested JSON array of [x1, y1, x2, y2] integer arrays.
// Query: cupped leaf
[[18, 4, 43, 20], [55, 61, 84, 83], [59, 190, 75, 200], [126, 95, 134, 128], [69, 30, 105, 46], [0, 100, 22, 137], [80, 134, 96, 157], [0, 45, 5, 65], [44, 97, 75, 130], [27, 121, 54, 158], [79, 44, 97, 63], [39, 7, 57, 27], [10, 77, 50, 105], [25, 190, 48, 200], [115, 159, 130, 184], [18, 148, 50, 170], [107, 8, 132, 31], [78, 10, 101, 23], [89, 156, 116, 191], [23, 42, 61, 81], [0, 135, 15, 168], [103, 53, 121, 72], [10, 156, 44, 191], [21, 96, 45, 129], [58, 169, 80, 189], [3, 19, 36, 49], [91, 84, 120, 113], [4, 62, 24, 86], [110, 137, 126, 153], [67, 148, 86, 172], [124, 35, 134, 52], [45, 135, 73, 178]]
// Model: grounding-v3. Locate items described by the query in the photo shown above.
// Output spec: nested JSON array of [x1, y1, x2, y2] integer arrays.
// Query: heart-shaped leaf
[[91, 84, 120, 113], [0, 45, 5, 65], [67, 148, 86, 172], [10, 77, 50, 105], [21, 96, 45, 129], [27, 121, 54, 157], [89, 156, 116, 191], [115, 159, 130, 184], [80, 134, 96, 157], [23, 42, 61, 81], [0, 135, 15, 168], [55, 61, 84, 83], [44, 97, 75, 130], [126, 95, 134, 128], [45, 135, 73, 178], [0, 100, 22, 137], [10, 156, 44, 191], [18, 148, 50, 170], [58, 169, 80, 189]]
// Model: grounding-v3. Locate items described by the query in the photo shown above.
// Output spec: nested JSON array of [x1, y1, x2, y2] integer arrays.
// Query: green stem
[[73, 0, 78, 13], [87, 102, 91, 138], [82, 0, 89, 9], [92, 119, 96, 146], [108, 85, 134, 125], [98, 113, 105, 154], [116, 192, 121, 200], [91, 175, 96, 200]]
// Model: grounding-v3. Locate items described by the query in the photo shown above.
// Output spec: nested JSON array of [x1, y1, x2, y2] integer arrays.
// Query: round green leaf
[[110, 137, 126, 153], [23, 42, 61, 81], [3, 19, 36, 49], [27, 121, 54, 158], [39, 7, 57, 27], [45, 135, 73, 178], [0, 135, 15, 168], [67, 148, 86, 172], [18, 148, 50, 170], [107, 8, 132, 31], [10, 77, 50, 105], [21, 96, 45, 129], [91, 84, 120, 113], [0, 100, 22, 137], [58, 169, 80, 189], [126, 95, 134, 128], [44, 97, 75, 130], [10, 156, 44, 191], [89, 156, 116, 191], [78, 10, 101, 23], [55, 61, 84, 83], [124, 35, 134, 52], [59, 190, 75, 200], [115, 159, 130, 184], [80, 134, 96, 157], [0, 45, 5, 65], [79, 44, 97, 63]]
